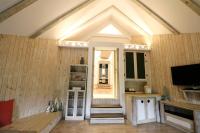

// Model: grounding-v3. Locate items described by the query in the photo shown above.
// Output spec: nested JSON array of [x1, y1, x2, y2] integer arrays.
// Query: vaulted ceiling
[[0, 0, 200, 41]]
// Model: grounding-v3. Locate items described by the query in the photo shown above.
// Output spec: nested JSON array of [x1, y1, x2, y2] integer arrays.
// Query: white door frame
[[86, 41, 125, 118]]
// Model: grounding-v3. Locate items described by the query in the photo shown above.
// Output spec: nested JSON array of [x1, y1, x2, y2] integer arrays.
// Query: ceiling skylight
[[98, 24, 123, 35]]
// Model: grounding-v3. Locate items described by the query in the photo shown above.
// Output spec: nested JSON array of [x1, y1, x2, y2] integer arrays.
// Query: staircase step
[[91, 113, 124, 118], [90, 113, 125, 124], [91, 104, 122, 108], [91, 108, 123, 114]]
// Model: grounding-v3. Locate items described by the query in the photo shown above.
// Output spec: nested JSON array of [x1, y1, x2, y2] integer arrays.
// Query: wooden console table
[[160, 101, 200, 133]]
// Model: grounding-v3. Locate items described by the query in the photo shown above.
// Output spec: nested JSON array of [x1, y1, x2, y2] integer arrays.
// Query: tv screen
[[171, 64, 200, 86]]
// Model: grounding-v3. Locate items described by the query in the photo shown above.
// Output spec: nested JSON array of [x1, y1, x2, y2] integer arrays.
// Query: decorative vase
[[80, 57, 84, 64]]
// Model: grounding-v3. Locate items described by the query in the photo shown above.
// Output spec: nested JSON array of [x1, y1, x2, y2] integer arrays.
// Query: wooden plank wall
[[56, 47, 88, 106], [150, 33, 200, 104], [1, 33, 199, 120], [0, 34, 58, 119]]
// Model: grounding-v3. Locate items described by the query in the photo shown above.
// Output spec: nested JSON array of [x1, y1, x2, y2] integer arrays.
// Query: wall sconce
[[58, 41, 88, 48], [124, 43, 151, 50]]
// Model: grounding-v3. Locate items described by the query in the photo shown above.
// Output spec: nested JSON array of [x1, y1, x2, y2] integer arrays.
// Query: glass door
[[67, 91, 75, 116], [76, 91, 85, 117]]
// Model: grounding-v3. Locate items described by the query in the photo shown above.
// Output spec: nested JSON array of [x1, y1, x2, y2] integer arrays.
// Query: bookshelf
[[65, 64, 87, 120]]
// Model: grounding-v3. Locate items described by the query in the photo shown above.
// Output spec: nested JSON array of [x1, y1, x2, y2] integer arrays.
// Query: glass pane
[[67, 108, 73, 116], [67, 91, 74, 116], [137, 53, 145, 79], [126, 52, 134, 78], [77, 92, 84, 116], [77, 108, 83, 116]]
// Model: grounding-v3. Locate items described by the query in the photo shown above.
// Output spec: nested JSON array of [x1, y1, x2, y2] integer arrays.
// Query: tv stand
[[160, 101, 200, 133], [184, 86, 200, 90], [181, 88, 200, 101]]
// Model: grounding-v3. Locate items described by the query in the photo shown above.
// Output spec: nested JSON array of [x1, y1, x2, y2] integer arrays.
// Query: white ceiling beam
[[30, 0, 95, 39], [0, 0, 38, 23], [132, 0, 180, 34], [180, 0, 200, 15]]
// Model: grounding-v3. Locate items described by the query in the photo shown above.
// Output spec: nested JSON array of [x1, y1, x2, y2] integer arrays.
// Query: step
[[91, 107, 123, 114], [90, 113, 125, 124], [91, 104, 122, 108], [91, 104, 123, 114], [91, 113, 124, 118]]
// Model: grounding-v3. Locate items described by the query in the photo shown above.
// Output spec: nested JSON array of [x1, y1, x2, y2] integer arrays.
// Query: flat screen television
[[171, 64, 200, 86]]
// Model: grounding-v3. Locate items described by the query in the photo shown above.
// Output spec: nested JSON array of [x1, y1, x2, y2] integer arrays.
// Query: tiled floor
[[51, 120, 184, 133]]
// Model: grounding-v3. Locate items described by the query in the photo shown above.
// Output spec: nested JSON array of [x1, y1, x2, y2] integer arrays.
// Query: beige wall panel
[[0, 35, 58, 119], [56, 47, 88, 104], [150, 33, 200, 104]]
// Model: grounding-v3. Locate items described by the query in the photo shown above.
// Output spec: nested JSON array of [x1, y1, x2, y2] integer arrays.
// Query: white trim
[[134, 52, 138, 79], [85, 46, 93, 118], [118, 46, 125, 114], [58, 41, 151, 51], [92, 34, 131, 40], [85, 42, 125, 118]]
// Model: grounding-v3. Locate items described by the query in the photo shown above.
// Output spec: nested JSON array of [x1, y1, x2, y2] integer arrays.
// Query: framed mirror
[[99, 63, 108, 84]]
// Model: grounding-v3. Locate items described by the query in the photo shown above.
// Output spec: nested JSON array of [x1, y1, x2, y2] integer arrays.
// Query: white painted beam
[[0, 0, 38, 23], [180, 0, 200, 16]]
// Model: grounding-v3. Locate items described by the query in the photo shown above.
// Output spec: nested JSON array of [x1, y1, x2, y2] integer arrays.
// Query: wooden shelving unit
[[65, 64, 88, 120]]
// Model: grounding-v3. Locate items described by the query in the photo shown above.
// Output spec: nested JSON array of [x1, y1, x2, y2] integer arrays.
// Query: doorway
[[92, 48, 119, 104]]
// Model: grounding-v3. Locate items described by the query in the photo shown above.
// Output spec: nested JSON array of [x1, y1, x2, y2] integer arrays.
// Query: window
[[125, 51, 146, 80]]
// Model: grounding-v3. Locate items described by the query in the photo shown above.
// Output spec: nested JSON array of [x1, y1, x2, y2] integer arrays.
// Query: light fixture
[[59, 41, 89, 48], [124, 43, 151, 50]]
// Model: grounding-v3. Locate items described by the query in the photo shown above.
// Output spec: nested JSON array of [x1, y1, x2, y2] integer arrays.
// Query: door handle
[[147, 100, 150, 103], [141, 100, 144, 103]]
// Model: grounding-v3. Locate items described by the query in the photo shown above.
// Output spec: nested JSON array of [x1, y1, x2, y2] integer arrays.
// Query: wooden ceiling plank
[[0, 0, 38, 23], [180, 0, 200, 16], [30, 0, 95, 39], [132, 0, 180, 34]]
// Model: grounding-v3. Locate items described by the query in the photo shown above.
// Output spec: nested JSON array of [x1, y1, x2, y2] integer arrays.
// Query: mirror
[[99, 63, 108, 84]]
